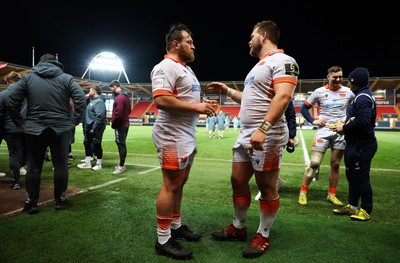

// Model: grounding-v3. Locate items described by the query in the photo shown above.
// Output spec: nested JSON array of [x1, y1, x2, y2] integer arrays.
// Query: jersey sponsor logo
[[284, 62, 299, 77], [325, 99, 346, 109], [244, 76, 255, 85], [339, 93, 347, 97], [153, 69, 164, 77], [192, 84, 201, 92], [153, 78, 164, 89]]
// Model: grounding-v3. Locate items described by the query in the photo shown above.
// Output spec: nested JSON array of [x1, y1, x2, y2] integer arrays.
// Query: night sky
[[2, 1, 398, 83]]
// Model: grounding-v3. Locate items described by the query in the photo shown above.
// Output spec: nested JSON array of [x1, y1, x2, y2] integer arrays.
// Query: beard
[[249, 39, 262, 58], [178, 47, 195, 63]]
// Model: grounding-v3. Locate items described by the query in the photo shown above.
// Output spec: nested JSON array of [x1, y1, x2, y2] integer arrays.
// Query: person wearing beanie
[[332, 67, 378, 221], [297, 65, 355, 207], [77, 86, 107, 171]]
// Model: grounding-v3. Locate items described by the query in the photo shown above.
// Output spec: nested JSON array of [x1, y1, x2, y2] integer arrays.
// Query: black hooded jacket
[[7, 60, 86, 135]]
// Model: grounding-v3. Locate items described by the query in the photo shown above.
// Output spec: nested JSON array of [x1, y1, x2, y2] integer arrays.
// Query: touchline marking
[[87, 178, 127, 190], [124, 163, 160, 174], [299, 129, 310, 166], [138, 167, 160, 174]]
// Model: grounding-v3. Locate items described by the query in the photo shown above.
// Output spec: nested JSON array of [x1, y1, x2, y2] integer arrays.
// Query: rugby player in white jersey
[[207, 20, 299, 259], [297, 65, 355, 206], [151, 23, 216, 260]]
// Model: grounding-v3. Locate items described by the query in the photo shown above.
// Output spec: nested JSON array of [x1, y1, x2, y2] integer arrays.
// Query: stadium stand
[[220, 106, 240, 118], [1, 61, 399, 130], [130, 101, 152, 117]]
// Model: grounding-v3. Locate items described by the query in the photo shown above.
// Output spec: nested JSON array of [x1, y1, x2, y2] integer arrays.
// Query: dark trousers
[[83, 129, 103, 160], [344, 138, 377, 214], [115, 125, 129, 166], [4, 132, 25, 183], [25, 128, 70, 204]]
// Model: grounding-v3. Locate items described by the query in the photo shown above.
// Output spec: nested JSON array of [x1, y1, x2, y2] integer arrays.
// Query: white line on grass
[[124, 163, 160, 174], [87, 178, 127, 190], [298, 129, 310, 166]]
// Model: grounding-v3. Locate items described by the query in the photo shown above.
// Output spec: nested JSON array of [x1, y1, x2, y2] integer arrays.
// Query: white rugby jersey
[[151, 55, 201, 127], [240, 49, 299, 128], [306, 85, 354, 123]]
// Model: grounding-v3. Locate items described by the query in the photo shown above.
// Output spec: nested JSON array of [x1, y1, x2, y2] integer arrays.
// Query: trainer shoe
[[242, 233, 270, 258], [350, 208, 371, 221], [20, 167, 27, 176], [171, 225, 202, 242], [333, 204, 357, 216], [81, 157, 93, 163], [211, 224, 247, 241], [327, 195, 343, 206], [113, 165, 126, 175], [298, 193, 307, 206], [0, 172, 5, 177], [92, 164, 102, 171], [55, 199, 71, 210], [77, 163, 92, 169], [68, 155, 74, 161], [22, 203, 39, 215], [155, 238, 193, 260], [10, 182, 21, 190]]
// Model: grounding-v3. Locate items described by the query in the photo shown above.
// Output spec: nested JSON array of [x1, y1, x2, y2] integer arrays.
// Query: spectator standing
[[108, 80, 131, 175], [208, 113, 217, 138], [7, 53, 86, 214], [232, 116, 240, 131], [0, 71, 26, 189], [207, 20, 299, 259], [77, 86, 106, 171], [297, 66, 354, 207], [150, 22, 216, 260], [332, 67, 377, 221], [217, 110, 226, 138]]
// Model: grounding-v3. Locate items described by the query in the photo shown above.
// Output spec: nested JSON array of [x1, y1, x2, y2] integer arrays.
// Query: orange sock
[[328, 187, 337, 195], [300, 184, 309, 193]]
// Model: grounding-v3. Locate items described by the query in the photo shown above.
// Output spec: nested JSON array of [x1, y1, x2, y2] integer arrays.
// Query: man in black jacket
[[7, 53, 86, 214], [77, 86, 106, 171], [332, 67, 378, 221]]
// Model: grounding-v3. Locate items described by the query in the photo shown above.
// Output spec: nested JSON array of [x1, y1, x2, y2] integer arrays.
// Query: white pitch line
[[87, 177, 127, 190], [299, 129, 310, 165], [138, 167, 160, 174], [124, 163, 160, 174]]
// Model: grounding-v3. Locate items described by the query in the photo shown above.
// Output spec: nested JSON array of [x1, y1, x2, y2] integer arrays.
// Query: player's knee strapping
[[305, 151, 325, 178]]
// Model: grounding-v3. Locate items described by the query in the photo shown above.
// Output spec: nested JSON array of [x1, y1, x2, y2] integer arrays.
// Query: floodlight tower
[[82, 52, 130, 83]]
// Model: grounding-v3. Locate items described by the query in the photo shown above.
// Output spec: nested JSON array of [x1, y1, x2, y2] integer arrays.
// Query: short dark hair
[[253, 20, 280, 45], [108, 80, 121, 87], [165, 23, 192, 51], [39, 53, 57, 61], [327, 65, 342, 74], [93, 85, 102, 95]]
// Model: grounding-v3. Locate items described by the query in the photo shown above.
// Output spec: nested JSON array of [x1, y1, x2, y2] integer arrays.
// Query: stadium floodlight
[[82, 51, 130, 83]]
